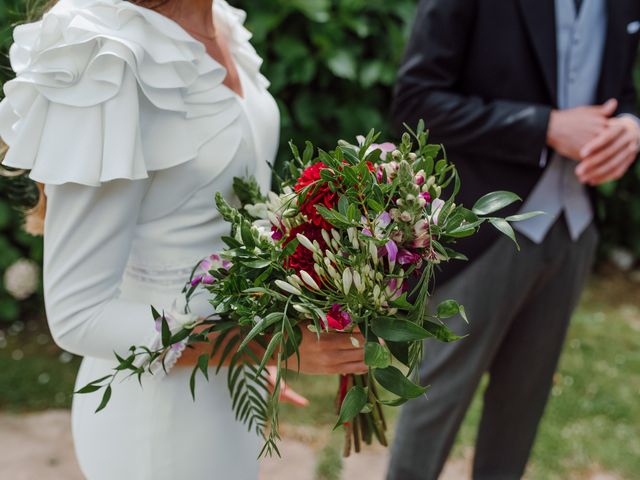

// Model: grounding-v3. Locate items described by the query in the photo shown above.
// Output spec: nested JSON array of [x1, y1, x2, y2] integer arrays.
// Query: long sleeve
[[392, 0, 551, 166], [43, 178, 175, 361]]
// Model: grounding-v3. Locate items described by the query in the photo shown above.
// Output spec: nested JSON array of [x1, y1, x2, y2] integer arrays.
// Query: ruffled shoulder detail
[[0, 0, 258, 186]]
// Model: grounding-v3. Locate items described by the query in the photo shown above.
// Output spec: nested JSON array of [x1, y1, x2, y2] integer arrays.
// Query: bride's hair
[[0, 0, 171, 235]]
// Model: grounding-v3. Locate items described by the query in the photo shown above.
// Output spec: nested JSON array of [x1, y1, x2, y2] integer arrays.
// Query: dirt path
[[0, 411, 623, 480], [0, 410, 472, 479]]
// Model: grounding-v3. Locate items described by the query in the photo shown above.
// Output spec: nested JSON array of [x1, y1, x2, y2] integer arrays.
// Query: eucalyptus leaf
[[472, 191, 521, 216], [364, 342, 392, 369], [334, 386, 368, 429], [374, 366, 426, 399]]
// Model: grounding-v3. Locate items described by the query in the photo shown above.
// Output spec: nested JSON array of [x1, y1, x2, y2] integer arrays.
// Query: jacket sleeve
[[392, 0, 551, 166], [43, 179, 192, 370]]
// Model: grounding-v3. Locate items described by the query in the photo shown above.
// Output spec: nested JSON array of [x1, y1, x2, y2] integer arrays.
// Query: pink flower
[[385, 277, 406, 301], [398, 249, 421, 265], [430, 198, 445, 225], [326, 304, 352, 331], [191, 254, 231, 286], [356, 136, 397, 161], [386, 240, 399, 265], [412, 220, 431, 249]]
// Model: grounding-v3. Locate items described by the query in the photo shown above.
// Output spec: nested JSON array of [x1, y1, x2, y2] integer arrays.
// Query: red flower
[[326, 304, 352, 331], [295, 162, 338, 230], [283, 224, 327, 284]]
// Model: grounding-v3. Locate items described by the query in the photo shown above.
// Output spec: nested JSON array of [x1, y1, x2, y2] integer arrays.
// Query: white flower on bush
[[3, 259, 40, 300]]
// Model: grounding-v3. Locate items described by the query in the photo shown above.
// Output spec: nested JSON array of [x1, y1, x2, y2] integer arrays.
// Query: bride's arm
[[43, 179, 161, 361]]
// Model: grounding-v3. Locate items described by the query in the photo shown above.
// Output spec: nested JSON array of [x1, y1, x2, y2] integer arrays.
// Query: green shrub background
[[0, 0, 638, 322]]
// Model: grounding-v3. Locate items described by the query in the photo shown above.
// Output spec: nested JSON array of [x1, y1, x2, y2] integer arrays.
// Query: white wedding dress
[[0, 0, 279, 478]]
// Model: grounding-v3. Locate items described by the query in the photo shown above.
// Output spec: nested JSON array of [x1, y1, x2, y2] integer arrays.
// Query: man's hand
[[546, 99, 618, 161], [576, 116, 640, 186]]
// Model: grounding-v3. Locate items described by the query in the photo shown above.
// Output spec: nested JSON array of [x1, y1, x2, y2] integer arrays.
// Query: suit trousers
[[387, 217, 598, 480]]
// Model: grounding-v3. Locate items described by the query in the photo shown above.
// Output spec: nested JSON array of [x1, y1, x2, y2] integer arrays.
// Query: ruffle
[[0, 0, 267, 186]]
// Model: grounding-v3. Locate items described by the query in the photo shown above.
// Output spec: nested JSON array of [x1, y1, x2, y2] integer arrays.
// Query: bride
[[0, 0, 367, 478]]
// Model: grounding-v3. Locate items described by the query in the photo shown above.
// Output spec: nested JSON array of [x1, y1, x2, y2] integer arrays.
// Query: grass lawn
[[1, 274, 638, 479]]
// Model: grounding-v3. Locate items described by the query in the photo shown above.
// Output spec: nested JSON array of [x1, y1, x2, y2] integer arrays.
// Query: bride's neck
[[157, 0, 215, 36]]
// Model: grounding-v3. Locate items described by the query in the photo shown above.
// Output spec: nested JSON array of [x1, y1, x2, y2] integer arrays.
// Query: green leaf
[[334, 386, 368, 429], [365, 342, 392, 369], [242, 259, 272, 269], [94, 385, 112, 413], [161, 315, 171, 348], [374, 366, 426, 399], [241, 222, 256, 249], [197, 354, 209, 381], [371, 317, 432, 342], [505, 211, 545, 222], [472, 191, 521, 216], [489, 218, 520, 249], [436, 300, 464, 320], [386, 341, 410, 366], [258, 332, 284, 373], [75, 384, 103, 394], [237, 313, 284, 352]]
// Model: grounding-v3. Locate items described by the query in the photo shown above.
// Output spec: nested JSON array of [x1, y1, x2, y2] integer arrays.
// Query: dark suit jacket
[[392, 0, 640, 287]]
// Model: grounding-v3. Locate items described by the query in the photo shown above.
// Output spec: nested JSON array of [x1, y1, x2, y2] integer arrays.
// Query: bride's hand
[[291, 325, 367, 375], [266, 366, 310, 407]]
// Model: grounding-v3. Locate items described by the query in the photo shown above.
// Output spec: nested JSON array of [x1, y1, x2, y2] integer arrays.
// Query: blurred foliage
[[234, 0, 417, 165], [0, 0, 638, 325], [595, 60, 640, 260], [0, 0, 45, 323]]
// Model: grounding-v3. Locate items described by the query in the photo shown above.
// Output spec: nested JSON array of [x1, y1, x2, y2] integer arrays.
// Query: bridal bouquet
[[79, 122, 537, 457]]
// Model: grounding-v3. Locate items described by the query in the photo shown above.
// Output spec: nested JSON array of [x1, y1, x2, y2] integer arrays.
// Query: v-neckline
[[135, 1, 246, 100]]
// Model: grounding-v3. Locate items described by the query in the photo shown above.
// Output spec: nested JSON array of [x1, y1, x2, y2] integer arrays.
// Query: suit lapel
[[597, 0, 627, 101], [517, 0, 558, 104]]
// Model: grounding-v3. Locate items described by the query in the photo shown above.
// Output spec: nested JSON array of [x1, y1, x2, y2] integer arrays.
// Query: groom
[[387, 0, 640, 479]]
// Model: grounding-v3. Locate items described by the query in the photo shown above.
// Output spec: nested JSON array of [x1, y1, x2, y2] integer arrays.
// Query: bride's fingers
[[320, 332, 366, 350], [266, 367, 310, 407], [327, 349, 365, 364], [280, 384, 310, 407]]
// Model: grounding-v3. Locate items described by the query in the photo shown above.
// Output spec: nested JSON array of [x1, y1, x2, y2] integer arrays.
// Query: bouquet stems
[[337, 374, 387, 457]]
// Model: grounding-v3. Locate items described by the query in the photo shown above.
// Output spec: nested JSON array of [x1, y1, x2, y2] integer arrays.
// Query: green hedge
[[0, 0, 638, 323], [0, 1, 44, 323]]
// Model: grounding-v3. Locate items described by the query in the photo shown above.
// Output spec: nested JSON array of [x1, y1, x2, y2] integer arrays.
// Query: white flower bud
[[300, 270, 321, 290], [369, 241, 379, 266], [408, 152, 417, 162], [342, 268, 353, 295], [297, 233, 317, 253], [426, 176, 436, 188], [373, 285, 382, 301], [287, 274, 303, 288], [331, 229, 341, 243], [400, 211, 413, 222], [314, 263, 324, 278], [326, 250, 336, 263], [321, 229, 332, 246], [293, 304, 311, 314], [406, 194, 416, 202], [275, 280, 302, 296], [267, 212, 281, 228], [353, 271, 365, 293]]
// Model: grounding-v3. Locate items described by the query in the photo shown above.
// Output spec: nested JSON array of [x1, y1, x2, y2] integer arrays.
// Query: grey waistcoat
[[515, 0, 607, 243]]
